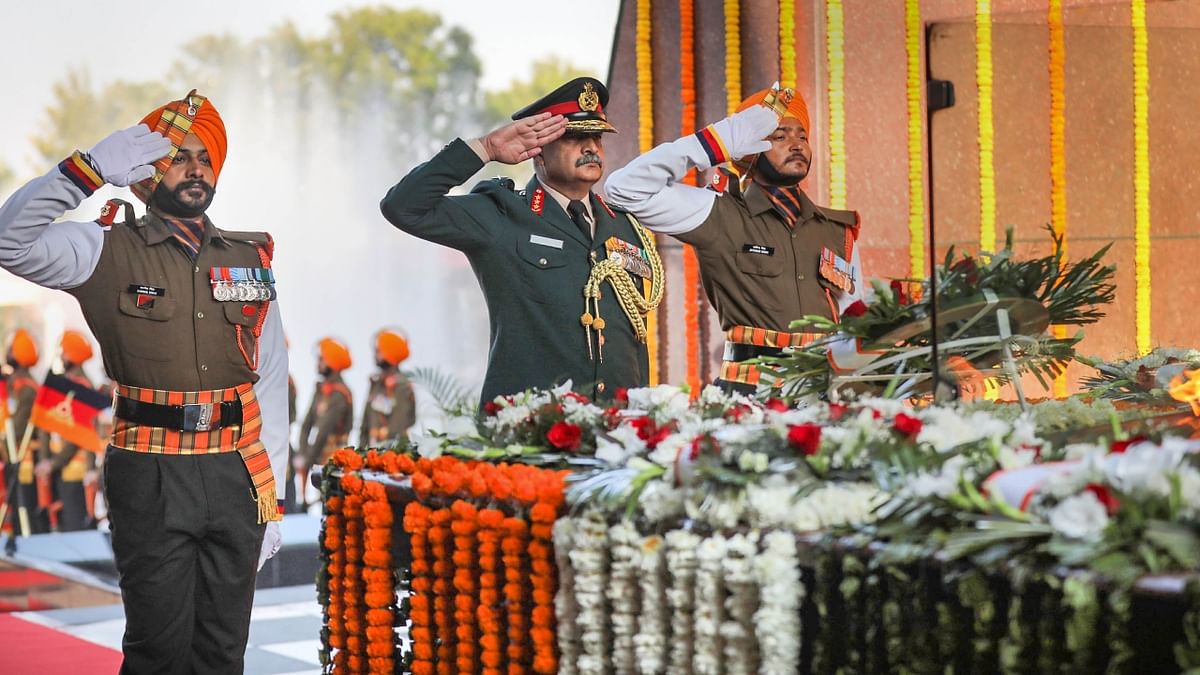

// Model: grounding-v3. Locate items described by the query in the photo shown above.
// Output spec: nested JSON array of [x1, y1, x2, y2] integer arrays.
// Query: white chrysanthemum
[[1046, 491, 1110, 542], [627, 385, 691, 418], [607, 423, 648, 454], [789, 483, 880, 530], [594, 435, 634, 465], [1178, 466, 1200, 519], [903, 454, 969, 499], [495, 403, 531, 428], [564, 398, 604, 426], [996, 444, 1039, 471], [712, 423, 761, 446], [1062, 442, 1106, 461], [639, 481, 686, 523], [698, 384, 733, 407], [856, 396, 907, 419], [1104, 443, 1185, 496], [646, 432, 689, 468]]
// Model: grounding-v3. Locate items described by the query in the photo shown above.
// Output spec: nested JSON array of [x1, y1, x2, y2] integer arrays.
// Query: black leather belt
[[722, 342, 784, 363], [115, 396, 242, 432]]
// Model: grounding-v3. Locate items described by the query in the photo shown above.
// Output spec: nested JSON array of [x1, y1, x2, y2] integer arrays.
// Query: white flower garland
[[608, 520, 642, 674], [553, 517, 581, 675], [664, 529, 701, 675], [720, 531, 761, 675], [570, 512, 611, 675], [693, 533, 727, 675], [634, 533, 668, 674], [754, 531, 803, 674]]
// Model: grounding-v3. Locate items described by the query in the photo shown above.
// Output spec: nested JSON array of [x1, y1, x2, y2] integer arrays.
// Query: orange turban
[[8, 329, 38, 368], [133, 91, 227, 203], [736, 88, 810, 135], [375, 330, 410, 366], [319, 338, 353, 372], [61, 330, 94, 365]]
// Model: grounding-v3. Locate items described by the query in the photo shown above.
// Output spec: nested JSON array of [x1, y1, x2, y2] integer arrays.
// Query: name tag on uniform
[[743, 244, 775, 256], [529, 234, 564, 249], [128, 284, 165, 310], [605, 236, 652, 279], [819, 247, 856, 293]]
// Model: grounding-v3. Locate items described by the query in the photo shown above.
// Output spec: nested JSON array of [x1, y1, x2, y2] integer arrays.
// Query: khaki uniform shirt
[[5, 369, 43, 483], [299, 373, 353, 465], [359, 369, 415, 447]]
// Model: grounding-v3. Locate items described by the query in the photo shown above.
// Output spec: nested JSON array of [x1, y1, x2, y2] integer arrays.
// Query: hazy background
[[0, 0, 620, 435]]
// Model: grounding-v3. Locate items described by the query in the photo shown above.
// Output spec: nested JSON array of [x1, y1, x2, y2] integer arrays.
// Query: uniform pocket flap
[[117, 291, 176, 321], [516, 238, 568, 269], [224, 302, 263, 327]]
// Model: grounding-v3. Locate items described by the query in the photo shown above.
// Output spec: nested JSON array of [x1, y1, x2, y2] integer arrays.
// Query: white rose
[[1046, 491, 1110, 542]]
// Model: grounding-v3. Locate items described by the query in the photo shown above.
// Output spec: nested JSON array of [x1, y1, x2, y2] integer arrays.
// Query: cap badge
[[578, 82, 600, 112]]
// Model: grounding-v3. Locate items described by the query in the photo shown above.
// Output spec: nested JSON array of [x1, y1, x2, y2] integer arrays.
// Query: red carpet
[[0, 614, 122, 674]]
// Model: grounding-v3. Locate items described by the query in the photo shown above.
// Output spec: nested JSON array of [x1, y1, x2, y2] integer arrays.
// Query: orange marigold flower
[[340, 473, 364, 494], [528, 502, 557, 524], [530, 524, 553, 540], [411, 472, 433, 497], [482, 652, 504, 668], [397, 454, 417, 475], [412, 662, 434, 675], [412, 642, 434, 661], [533, 655, 558, 674], [532, 589, 554, 606], [531, 606, 554, 626]]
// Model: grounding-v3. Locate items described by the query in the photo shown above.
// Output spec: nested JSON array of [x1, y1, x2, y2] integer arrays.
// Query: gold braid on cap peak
[[565, 119, 615, 133], [579, 216, 664, 362]]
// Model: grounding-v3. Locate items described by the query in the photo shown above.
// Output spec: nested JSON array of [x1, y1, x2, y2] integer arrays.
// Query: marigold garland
[[1132, 0, 1152, 355], [906, 0, 927, 277], [680, 0, 702, 399], [635, 0, 660, 384], [1049, 0, 1069, 398], [725, 0, 742, 114], [779, 0, 797, 90], [826, 0, 847, 210], [976, 0, 996, 253]]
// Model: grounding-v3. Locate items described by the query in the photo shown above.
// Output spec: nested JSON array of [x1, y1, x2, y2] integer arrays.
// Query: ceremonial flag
[[29, 374, 111, 453]]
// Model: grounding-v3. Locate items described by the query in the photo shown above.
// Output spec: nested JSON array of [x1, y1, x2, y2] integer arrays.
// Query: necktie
[[164, 217, 204, 259], [567, 199, 592, 240]]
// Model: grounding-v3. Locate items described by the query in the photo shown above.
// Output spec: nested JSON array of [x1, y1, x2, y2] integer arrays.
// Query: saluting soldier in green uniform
[[605, 86, 865, 393], [380, 77, 664, 405], [359, 328, 416, 448]]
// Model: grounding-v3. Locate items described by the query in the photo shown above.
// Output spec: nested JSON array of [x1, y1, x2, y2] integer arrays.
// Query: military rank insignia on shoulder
[[97, 199, 136, 228]]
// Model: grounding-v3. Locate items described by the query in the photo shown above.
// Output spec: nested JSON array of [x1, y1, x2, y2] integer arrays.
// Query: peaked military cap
[[511, 76, 617, 133]]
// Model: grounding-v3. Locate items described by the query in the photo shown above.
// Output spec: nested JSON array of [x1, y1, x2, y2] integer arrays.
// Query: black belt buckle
[[182, 403, 215, 432]]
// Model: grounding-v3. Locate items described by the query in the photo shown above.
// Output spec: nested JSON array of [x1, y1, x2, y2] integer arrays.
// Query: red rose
[[951, 257, 979, 285], [603, 407, 622, 430], [889, 279, 909, 305], [546, 421, 582, 452], [724, 404, 752, 422], [764, 398, 790, 412], [482, 401, 500, 416], [827, 403, 849, 421], [893, 412, 923, 439], [630, 416, 673, 448], [1110, 436, 1146, 454], [842, 300, 869, 318], [563, 391, 590, 404], [1085, 484, 1120, 515], [614, 387, 629, 402], [787, 424, 822, 456]]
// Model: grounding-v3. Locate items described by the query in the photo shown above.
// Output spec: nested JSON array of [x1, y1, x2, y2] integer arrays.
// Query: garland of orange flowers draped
[[725, 0, 741, 114], [324, 451, 568, 674], [636, 0, 660, 383], [779, 0, 796, 90], [905, 0, 926, 277], [1132, 0, 1151, 355], [826, 0, 847, 210], [680, 0, 701, 398], [1049, 0, 1069, 398], [318, 449, 399, 674], [976, 0, 996, 253]]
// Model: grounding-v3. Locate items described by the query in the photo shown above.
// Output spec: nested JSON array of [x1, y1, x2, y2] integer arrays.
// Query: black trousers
[[104, 447, 266, 675]]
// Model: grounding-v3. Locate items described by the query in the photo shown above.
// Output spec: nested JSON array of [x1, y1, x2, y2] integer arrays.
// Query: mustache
[[174, 180, 213, 194], [576, 153, 603, 168]]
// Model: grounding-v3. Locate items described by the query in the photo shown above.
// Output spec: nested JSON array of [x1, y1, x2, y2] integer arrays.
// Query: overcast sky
[[0, 0, 621, 173]]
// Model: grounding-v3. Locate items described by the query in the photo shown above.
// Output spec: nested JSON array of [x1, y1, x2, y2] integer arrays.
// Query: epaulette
[[97, 199, 136, 228], [816, 205, 861, 239], [471, 176, 516, 194], [221, 230, 275, 260]]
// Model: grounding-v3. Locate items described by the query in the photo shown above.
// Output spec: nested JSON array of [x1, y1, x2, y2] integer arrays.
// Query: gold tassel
[[256, 485, 282, 524]]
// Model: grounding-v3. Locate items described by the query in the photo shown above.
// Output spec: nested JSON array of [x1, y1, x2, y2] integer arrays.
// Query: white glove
[[85, 124, 172, 187], [257, 520, 282, 572], [707, 105, 778, 161]]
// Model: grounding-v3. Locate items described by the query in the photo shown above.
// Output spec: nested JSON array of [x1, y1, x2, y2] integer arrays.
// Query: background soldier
[[605, 87, 864, 393], [380, 77, 664, 406], [359, 328, 416, 448], [297, 337, 353, 497], [0, 91, 287, 672], [3, 329, 48, 534], [36, 330, 99, 531]]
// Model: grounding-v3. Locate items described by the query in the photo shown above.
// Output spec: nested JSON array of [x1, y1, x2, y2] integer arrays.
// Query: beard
[[319, 365, 335, 378], [754, 153, 808, 186], [377, 359, 394, 370], [151, 179, 215, 219]]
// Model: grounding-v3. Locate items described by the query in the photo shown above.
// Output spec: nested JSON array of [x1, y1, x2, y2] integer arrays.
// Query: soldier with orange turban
[[605, 85, 865, 394], [0, 91, 288, 672], [3, 329, 50, 535], [359, 329, 416, 448], [298, 338, 354, 485], [35, 330, 100, 532]]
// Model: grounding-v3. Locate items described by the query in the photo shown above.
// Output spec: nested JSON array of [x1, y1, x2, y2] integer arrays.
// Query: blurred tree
[[30, 70, 171, 166], [482, 57, 590, 128]]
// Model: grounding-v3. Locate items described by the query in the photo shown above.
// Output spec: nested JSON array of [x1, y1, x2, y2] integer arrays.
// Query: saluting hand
[[86, 125, 173, 187], [481, 113, 567, 164]]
